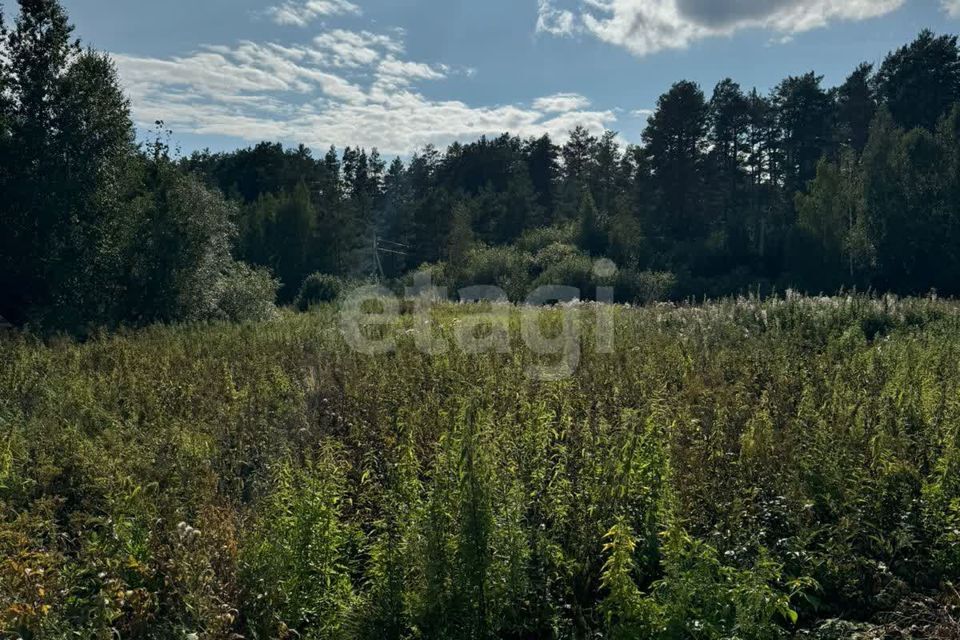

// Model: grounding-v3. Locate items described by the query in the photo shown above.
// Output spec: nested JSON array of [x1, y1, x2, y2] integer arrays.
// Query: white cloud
[[377, 57, 447, 82], [113, 28, 615, 155], [115, 41, 369, 105], [538, 0, 906, 56], [536, 0, 577, 35], [533, 92, 591, 112], [944, 0, 960, 17], [267, 0, 361, 27], [310, 29, 404, 67]]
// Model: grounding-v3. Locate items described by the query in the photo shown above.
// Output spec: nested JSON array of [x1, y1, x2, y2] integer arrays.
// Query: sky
[[51, 0, 960, 157]]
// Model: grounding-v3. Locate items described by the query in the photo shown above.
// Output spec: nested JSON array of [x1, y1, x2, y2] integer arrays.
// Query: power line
[[372, 232, 408, 282]]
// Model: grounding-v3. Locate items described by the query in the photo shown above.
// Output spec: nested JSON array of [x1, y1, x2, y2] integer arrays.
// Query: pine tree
[[706, 79, 751, 257], [525, 134, 560, 224], [270, 181, 316, 300], [836, 63, 876, 153], [875, 30, 960, 132], [773, 72, 836, 196], [643, 81, 708, 239], [446, 201, 476, 273]]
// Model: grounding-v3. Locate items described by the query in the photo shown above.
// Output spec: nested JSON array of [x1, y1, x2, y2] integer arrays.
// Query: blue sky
[[54, 0, 960, 156]]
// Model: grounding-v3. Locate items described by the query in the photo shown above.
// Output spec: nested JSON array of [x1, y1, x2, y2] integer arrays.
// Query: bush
[[616, 270, 677, 304], [532, 253, 595, 297], [455, 246, 533, 302], [241, 452, 357, 638], [296, 273, 344, 311], [514, 224, 577, 254], [532, 243, 584, 274], [401, 262, 451, 292], [212, 263, 279, 323]]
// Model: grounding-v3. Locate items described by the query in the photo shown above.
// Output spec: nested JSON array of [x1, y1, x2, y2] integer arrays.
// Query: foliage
[[213, 263, 280, 323], [6, 1, 960, 329], [241, 451, 357, 639], [1, 296, 960, 637], [452, 245, 533, 301], [296, 273, 346, 311], [615, 270, 677, 304], [0, 1, 278, 333]]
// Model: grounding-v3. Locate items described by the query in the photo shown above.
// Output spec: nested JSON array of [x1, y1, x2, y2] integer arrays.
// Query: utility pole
[[372, 233, 409, 283]]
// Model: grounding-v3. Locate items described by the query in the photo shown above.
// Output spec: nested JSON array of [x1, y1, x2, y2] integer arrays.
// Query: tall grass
[[1, 296, 959, 638]]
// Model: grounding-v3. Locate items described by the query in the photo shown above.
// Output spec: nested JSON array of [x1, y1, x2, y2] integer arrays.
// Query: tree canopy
[[3, 0, 960, 331]]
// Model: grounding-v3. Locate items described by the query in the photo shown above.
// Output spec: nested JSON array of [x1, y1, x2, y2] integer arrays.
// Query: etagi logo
[[338, 259, 618, 381]]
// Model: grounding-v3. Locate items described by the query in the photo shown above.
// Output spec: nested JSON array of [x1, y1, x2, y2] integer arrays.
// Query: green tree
[[269, 181, 316, 300], [577, 190, 607, 256], [446, 201, 477, 274], [381, 157, 415, 276], [126, 136, 245, 323], [773, 72, 835, 195], [0, 0, 133, 329], [591, 131, 623, 216], [875, 30, 960, 132], [836, 63, 876, 154], [559, 126, 598, 219], [706, 79, 751, 259], [525, 134, 560, 224], [643, 81, 708, 239], [861, 109, 954, 293], [795, 152, 872, 289], [607, 196, 646, 270]]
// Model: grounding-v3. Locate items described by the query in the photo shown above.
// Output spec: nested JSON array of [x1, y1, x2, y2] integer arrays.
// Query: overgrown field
[[2, 297, 960, 639]]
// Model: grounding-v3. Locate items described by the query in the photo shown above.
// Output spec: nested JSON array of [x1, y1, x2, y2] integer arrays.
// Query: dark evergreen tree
[[836, 63, 876, 153], [875, 30, 960, 132], [269, 181, 316, 300], [524, 134, 560, 224], [706, 79, 751, 260], [643, 81, 708, 239], [773, 72, 836, 195]]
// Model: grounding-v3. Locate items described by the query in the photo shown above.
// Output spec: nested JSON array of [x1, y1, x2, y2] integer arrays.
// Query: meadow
[[2, 296, 959, 639]]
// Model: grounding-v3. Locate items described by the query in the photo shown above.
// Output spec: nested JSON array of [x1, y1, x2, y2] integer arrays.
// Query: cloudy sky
[[57, 0, 960, 156]]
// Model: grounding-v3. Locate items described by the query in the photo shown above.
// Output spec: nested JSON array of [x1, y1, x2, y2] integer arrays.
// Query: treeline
[[187, 29, 960, 304], [2, 0, 960, 332], [0, 1, 279, 333]]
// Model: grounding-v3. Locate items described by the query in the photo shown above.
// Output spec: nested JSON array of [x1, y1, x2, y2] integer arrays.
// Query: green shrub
[[296, 273, 344, 311], [455, 246, 533, 301], [532, 253, 595, 296], [616, 269, 677, 304], [240, 451, 357, 639], [213, 262, 280, 322], [532, 242, 584, 274], [514, 224, 577, 254]]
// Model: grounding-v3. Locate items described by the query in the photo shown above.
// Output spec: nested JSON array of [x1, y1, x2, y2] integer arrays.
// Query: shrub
[[213, 263, 279, 323], [532, 253, 595, 297], [635, 528, 812, 640], [455, 246, 533, 301], [514, 224, 577, 254], [616, 270, 677, 304], [401, 262, 451, 292], [532, 243, 584, 274], [296, 273, 344, 311]]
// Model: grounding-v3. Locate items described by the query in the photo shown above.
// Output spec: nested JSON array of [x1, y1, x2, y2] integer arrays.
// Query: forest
[[3, 2, 960, 332], [4, 1, 960, 639]]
